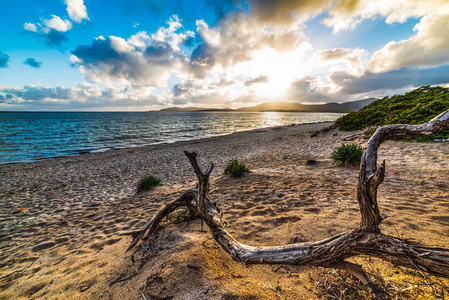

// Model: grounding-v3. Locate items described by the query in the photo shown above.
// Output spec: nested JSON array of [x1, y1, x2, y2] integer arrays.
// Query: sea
[[0, 111, 346, 164]]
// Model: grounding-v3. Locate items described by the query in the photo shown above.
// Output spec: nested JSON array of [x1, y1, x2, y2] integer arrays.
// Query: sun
[[250, 47, 308, 100]]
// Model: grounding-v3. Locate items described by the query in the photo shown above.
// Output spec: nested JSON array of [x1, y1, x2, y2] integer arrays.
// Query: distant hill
[[160, 107, 233, 112], [235, 98, 376, 112], [160, 98, 376, 113]]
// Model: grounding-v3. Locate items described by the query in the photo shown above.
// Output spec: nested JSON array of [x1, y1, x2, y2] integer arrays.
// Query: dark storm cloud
[[0, 51, 10, 68], [24, 58, 42, 68]]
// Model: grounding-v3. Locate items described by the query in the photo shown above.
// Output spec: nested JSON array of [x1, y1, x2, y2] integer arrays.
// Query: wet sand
[[1, 122, 448, 299]]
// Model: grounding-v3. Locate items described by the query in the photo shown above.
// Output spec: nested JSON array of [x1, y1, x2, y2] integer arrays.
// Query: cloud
[[285, 64, 449, 103], [323, 0, 449, 32], [330, 65, 449, 95], [288, 75, 333, 103], [41, 15, 73, 33], [189, 14, 307, 78], [313, 47, 367, 76], [23, 0, 89, 48], [0, 83, 169, 110], [45, 29, 69, 47], [71, 17, 194, 86], [368, 10, 449, 72], [24, 15, 71, 48], [0, 51, 9, 68], [247, 0, 333, 24], [244, 74, 269, 86], [65, 0, 89, 23], [24, 58, 42, 68], [24, 23, 37, 32]]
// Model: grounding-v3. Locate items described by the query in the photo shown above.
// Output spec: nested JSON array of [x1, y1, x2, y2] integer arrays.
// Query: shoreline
[[0, 120, 333, 166], [1, 121, 448, 299]]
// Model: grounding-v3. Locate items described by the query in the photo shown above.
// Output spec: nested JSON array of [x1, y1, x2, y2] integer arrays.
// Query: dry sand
[[0, 122, 448, 299]]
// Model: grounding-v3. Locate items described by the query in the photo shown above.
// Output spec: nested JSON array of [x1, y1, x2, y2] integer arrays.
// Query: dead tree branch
[[128, 109, 449, 299]]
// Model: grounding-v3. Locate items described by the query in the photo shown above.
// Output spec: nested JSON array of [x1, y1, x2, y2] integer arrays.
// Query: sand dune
[[0, 122, 448, 299]]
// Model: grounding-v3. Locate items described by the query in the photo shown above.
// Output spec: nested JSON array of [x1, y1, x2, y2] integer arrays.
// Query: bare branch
[[127, 190, 195, 251], [357, 109, 449, 231], [129, 109, 449, 299]]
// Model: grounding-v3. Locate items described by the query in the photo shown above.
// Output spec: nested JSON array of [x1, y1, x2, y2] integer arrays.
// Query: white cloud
[[65, 0, 89, 23], [189, 14, 308, 81], [313, 47, 368, 76], [71, 16, 193, 86], [0, 83, 169, 111], [323, 0, 448, 33], [41, 15, 73, 33], [24, 23, 37, 32], [368, 10, 449, 72]]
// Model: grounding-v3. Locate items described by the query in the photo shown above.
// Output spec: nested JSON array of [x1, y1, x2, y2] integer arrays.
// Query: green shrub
[[224, 159, 250, 178], [332, 144, 364, 166], [336, 86, 449, 132], [363, 125, 377, 139], [137, 175, 161, 192]]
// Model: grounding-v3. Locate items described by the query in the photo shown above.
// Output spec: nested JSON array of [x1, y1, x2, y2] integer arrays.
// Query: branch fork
[[128, 109, 449, 299]]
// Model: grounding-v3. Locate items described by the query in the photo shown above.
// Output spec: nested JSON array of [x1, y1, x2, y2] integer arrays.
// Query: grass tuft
[[137, 175, 161, 193], [224, 159, 250, 178], [332, 143, 363, 166]]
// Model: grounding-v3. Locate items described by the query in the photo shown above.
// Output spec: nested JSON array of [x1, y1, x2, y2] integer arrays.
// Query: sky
[[1, 0, 449, 111]]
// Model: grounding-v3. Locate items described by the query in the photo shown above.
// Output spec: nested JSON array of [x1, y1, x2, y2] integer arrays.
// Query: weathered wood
[[128, 109, 449, 299], [127, 190, 195, 251], [357, 109, 449, 231]]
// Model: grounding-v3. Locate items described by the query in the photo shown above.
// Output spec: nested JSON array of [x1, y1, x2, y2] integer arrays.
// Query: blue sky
[[1, 0, 449, 111]]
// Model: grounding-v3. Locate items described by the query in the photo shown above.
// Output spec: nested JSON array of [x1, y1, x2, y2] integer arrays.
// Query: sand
[[0, 122, 448, 299]]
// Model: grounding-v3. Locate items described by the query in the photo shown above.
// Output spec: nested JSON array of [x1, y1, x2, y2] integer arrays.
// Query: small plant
[[224, 159, 250, 178], [332, 143, 364, 166], [137, 175, 161, 193], [363, 125, 378, 139], [169, 208, 190, 224]]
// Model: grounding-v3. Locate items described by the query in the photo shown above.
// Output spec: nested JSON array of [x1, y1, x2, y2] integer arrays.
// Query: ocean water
[[0, 111, 345, 164]]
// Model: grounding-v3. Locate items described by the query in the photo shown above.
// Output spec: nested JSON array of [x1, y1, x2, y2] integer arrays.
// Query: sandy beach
[[1, 122, 448, 299]]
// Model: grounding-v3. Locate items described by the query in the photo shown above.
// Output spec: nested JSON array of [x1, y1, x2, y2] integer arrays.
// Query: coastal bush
[[363, 125, 378, 139], [332, 143, 363, 165], [224, 159, 250, 178], [137, 175, 161, 192], [336, 86, 449, 141]]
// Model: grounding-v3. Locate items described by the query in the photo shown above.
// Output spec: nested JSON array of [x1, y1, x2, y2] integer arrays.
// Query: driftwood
[[128, 109, 449, 299]]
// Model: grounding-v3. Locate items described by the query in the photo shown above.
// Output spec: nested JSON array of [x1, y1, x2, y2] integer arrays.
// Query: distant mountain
[[160, 107, 233, 112], [235, 98, 377, 112], [159, 98, 377, 113]]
